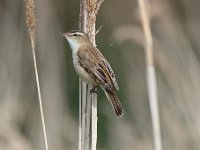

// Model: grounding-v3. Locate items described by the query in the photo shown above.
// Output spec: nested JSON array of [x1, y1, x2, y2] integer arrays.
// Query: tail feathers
[[104, 89, 124, 118]]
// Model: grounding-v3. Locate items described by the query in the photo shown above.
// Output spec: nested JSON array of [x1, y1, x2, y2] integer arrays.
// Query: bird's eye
[[73, 33, 77, 36]]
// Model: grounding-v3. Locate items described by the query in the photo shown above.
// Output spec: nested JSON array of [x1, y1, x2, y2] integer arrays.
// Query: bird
[[61, 30, 124, 118]]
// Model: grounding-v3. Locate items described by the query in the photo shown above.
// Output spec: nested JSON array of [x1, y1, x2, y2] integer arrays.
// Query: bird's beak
[[60, 32, 69, 37]]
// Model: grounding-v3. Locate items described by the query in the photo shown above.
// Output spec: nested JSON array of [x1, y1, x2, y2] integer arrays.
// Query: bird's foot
[[90, 86, 98, 94]]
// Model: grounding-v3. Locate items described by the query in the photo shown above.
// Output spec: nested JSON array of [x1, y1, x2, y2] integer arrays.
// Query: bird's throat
[[67, 39, 80, 53]]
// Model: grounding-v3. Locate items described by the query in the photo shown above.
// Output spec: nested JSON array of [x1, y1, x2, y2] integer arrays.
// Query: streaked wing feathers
[[102, 59, 119, 90], [78, 47, 119, 91]]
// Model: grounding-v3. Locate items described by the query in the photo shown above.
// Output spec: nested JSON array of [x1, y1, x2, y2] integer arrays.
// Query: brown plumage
[[62, 30, 124, 118], [78, 46, 124, 117]]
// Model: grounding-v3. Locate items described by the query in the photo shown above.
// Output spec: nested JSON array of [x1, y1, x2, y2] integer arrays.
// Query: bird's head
[[61, 30, 90, 52]]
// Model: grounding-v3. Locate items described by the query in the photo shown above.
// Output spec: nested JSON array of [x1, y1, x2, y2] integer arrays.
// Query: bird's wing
[[77, 47, 119, 91], [101, 58, 119, 90]]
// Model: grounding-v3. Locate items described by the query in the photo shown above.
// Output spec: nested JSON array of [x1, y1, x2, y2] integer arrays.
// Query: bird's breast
[[72, 54, 97, 85]]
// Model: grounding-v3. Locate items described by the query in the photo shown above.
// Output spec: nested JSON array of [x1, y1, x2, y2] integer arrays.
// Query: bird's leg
[[90, 85, 98, 94]]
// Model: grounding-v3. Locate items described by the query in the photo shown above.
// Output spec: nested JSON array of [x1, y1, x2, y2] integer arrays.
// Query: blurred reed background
[[0, 0, 200, 150]]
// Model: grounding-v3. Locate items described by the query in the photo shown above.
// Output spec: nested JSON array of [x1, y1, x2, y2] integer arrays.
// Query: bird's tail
[[104, 89, 124, 118]]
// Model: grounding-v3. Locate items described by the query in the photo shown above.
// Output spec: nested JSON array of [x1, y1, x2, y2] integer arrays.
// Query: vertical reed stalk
[[25, 0, 49, 150], [137, 0, 162, 150], [79, 0, 104, 149]]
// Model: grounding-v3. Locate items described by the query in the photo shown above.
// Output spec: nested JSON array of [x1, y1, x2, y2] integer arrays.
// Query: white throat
[[67, 38, 81, 53]]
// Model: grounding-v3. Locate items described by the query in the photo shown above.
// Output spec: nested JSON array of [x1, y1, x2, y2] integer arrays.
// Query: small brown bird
[[61, 30, 124, 118]]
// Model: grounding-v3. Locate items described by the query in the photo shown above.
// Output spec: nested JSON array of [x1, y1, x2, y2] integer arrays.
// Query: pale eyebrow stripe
[[75, 32, 84, 36]]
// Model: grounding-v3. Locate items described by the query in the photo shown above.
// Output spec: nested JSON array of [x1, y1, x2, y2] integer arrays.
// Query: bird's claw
[[90, 86, 98, 94]]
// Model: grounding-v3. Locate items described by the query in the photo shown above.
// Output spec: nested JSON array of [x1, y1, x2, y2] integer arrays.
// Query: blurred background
[[1, 0, 200, 150]]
